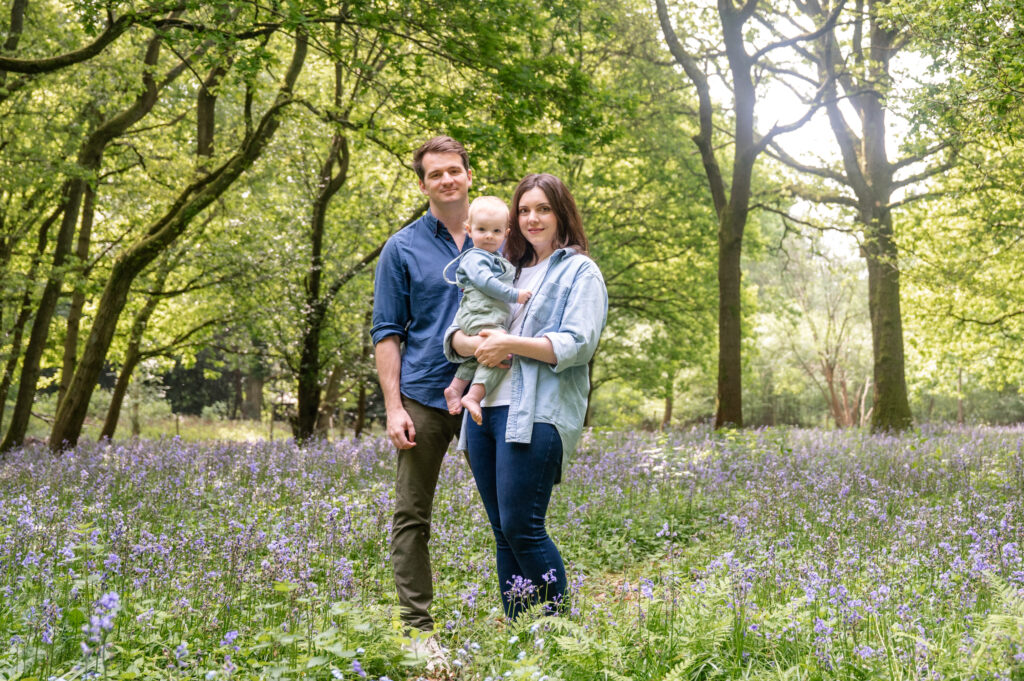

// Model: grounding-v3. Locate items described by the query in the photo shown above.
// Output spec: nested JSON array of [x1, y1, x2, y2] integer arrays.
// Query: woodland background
[[2, 0, 1023, 451]]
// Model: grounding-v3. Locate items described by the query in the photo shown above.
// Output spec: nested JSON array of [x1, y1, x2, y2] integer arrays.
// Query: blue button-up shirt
[[444, 247, 608, 478], [372, 209, 472, 410]]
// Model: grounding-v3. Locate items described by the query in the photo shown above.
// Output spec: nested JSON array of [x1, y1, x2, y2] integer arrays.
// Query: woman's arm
[[475, 328, 557, 366], [540, 264, 608, 373]]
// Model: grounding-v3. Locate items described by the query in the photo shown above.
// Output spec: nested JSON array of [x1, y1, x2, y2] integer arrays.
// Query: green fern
[[661, 651, 722, 681], [971, 573, 1024, 672]]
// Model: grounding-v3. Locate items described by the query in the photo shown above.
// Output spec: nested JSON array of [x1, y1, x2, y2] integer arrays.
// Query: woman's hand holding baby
[[476, 328, 513, 368]]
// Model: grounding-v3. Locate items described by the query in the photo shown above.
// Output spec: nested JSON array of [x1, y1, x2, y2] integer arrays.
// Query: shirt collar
[[424, 208, 449, 239], [550, 246, 579, 262]]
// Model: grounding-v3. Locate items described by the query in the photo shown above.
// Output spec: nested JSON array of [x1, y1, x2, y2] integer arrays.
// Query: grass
[[1, 425, 1024, 680]]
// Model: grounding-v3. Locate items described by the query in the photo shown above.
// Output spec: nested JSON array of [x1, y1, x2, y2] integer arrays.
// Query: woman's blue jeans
[[466, 406, 566, 618]]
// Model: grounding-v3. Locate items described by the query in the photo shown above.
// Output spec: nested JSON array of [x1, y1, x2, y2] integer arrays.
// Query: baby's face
[[470, 217, 508, 253]]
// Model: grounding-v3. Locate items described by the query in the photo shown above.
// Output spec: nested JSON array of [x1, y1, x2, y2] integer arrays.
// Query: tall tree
[[1, 27, 203, 451], [45, 27, 309, 450], [775, 0, 957, 430], [653, 0, 842, 427]]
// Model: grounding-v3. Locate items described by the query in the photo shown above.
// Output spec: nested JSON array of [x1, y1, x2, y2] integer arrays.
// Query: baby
[[443, 196, 531, 424]]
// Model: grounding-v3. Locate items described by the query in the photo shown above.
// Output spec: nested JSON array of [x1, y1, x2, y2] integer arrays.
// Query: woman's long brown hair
[[504, 173, 588, 269]]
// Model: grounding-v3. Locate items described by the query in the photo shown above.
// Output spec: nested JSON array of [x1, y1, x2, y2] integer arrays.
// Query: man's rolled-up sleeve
[[371, 239, 410, 345], [543, 266, 608, 373]]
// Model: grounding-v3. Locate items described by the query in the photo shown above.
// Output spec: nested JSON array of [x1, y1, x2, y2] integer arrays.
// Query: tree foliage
[[3, 0, 1024, 445]]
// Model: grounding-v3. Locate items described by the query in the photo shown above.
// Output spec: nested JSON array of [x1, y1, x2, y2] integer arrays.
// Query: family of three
[[371, 135, 608, 670]]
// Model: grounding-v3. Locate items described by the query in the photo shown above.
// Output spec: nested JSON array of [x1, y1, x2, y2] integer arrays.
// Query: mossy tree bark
[[47, 30, 309, 451], [2, 31, 195, 451]]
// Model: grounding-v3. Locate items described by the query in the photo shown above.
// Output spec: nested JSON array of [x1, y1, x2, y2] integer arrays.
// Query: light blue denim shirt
[[443, 247, 608, 479]]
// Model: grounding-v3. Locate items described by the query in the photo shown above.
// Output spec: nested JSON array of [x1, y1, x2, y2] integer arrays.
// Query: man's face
[[419, 152, 472, 209]]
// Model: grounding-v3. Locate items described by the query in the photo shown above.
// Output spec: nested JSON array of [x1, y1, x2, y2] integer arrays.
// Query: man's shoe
[[423, 636, 451, 674], [401, 632, 450, 675]]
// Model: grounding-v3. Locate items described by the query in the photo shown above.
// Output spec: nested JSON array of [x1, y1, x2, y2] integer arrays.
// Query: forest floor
[[2, 425, 1023, 680]]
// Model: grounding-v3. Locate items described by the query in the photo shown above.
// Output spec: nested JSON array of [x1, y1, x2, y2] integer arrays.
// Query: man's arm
[[375, 336, 416, 449]]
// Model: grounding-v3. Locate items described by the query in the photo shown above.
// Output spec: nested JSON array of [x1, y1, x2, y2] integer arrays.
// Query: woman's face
[[517, 187, 559, 261]]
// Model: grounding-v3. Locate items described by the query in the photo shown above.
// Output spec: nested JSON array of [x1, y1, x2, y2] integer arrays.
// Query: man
[[371, 136, 472, 663]]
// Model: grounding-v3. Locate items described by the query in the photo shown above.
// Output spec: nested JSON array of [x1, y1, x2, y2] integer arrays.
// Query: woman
[[444, 173, 607, 618]]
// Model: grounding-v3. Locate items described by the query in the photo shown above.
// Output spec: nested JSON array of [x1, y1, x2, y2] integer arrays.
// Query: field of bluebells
[[2, 426, 1024, 681]]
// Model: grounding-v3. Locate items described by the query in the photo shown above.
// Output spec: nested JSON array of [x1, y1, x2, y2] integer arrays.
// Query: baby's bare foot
[[461, 395, 483, 425], [444, 386, 464, 415]]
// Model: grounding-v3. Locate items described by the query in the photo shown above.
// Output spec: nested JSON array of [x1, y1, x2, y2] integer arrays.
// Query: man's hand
[[375, 337, 415, 449], [386, 407, 417, 449], [516, 289, 532, 304], [476, 328, 513, 369]]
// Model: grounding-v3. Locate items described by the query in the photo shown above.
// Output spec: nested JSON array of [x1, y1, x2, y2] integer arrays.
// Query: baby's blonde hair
[[467, 195, 510, 228]]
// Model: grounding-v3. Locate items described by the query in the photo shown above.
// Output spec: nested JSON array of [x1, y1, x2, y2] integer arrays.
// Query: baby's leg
[[461, 384, 487, 426], [445, 361, 476, 415], [444, 376, 470, 415]]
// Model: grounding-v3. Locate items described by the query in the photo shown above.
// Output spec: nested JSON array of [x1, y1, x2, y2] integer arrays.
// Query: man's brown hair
[[412, 136, 470, 180]]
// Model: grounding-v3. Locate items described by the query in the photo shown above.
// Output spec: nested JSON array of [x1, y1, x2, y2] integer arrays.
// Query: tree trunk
[[314, 361, 344, 436], [352, 307, 374, 438], [813, 1, 913, 432], [584, 356, 596, 427], [715, 218, 744, 427], [130, 391, 141, 437], [354, 381, 367, 438], [197, 64, 227, 159], [957, 367, 964, 425], [242, 367, 263, 420], [859, 373, 873, 428], [0, 206, 61, 434], [47, 30, 308, 451], [1, 179, 83, 451], [3, 33, 180, 452], [101, 344, 141, 439], [58, 184, 96, 411], [864, 215, 912, 431], [294, 52, 350, 442], [230, 369, 242, 419], [101, 251, 178, 439], [0, 0, 27, 102], [656, 0, 779, 430], [661, 375, 674, 430]]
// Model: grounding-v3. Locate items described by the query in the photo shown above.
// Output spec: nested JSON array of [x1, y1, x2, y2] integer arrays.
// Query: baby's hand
[[517, 289, 532, 304]]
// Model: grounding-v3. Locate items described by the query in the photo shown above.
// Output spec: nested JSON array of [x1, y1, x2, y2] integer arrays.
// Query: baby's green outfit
[[448, 247, 521, 394]]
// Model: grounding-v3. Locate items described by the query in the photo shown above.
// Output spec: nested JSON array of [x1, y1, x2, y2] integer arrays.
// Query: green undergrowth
[[2, 426, 1024, 680]]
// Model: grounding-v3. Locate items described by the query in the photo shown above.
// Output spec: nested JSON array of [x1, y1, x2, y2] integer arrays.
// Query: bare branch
[[951, 308, 1024, 326], [766, 140, 848, 184], [0, 12, 141, 74], [888, 189, 949, 209], [891, 158, 957, 190], [755, 76, 836, 153], [138, 316, 230, 359], [892, 140, 952, 172], [754, 203, 859, 233], [654, 0, 728, 217], [751, 0, 846, 62]]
